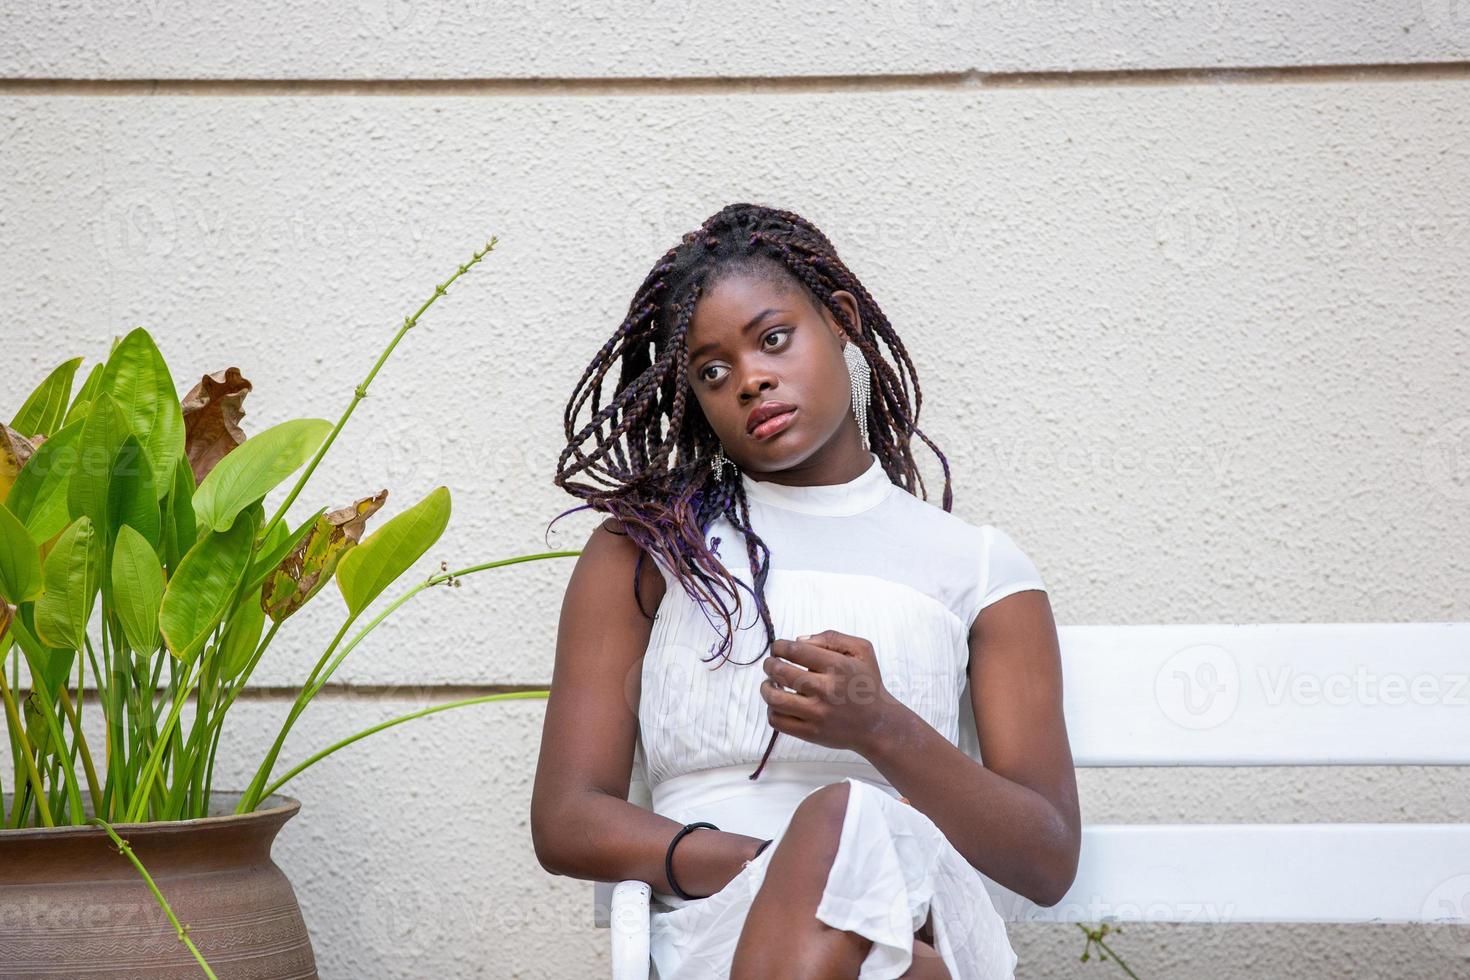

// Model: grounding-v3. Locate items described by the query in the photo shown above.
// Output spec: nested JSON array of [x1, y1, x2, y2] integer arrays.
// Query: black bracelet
[[665, 821, 720, 900], [753, 837, 774, 859]]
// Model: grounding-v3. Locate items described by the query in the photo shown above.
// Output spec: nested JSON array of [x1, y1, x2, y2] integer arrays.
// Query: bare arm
[[530, 518, 767, 896], [859, 590, 1081, 906]]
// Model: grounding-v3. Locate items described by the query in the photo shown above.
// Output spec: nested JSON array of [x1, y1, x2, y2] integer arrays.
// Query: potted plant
[[0, 238, 567, 977]]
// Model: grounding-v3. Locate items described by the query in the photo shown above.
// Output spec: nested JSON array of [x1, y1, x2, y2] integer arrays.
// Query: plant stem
[[238, 550, 579, 814], [236, 617, 357, 814], [7, 619, 86, 825], [205, 621, 282, 748], [202, 709, 224, 808], [3, 640, 21, 826], [258, 691, 549, 800], [56, 687, 103, 815], [88, 817, 219, 979], [257, 238, 499, 547], [101, 597, 128, 819], [304, 552, 581, 703], [1075, 924, 1141, 979], [0, 661, 52, 827], [124, 661, 203, 824]]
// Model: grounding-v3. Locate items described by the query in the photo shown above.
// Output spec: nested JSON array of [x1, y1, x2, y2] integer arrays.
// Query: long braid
[[551, 202, 953, 779]]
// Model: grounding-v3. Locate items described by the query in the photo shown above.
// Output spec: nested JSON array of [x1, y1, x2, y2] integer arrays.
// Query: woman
[[533, 202, 1080, 978]]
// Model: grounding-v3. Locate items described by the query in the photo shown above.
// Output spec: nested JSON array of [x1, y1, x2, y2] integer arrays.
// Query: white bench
[[592, 622, 1470, 978]]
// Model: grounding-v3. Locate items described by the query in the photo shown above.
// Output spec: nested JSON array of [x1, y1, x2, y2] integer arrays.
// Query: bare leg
[[731, 782, 871, 979], [900, 909, 952, 979]]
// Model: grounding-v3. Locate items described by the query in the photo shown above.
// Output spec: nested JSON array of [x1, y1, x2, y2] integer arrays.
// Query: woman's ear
[[828, 289, 862, 339]]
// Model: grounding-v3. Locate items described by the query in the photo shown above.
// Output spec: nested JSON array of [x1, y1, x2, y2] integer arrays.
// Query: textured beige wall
[[3, 3, 1469, 977]]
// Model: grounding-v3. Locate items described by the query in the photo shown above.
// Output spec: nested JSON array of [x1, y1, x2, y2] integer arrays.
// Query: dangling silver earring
[[711, 446, 732, 481], [843, 339, 871, 449]]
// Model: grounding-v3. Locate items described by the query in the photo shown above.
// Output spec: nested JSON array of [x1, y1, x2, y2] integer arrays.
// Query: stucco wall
[[3, 2, 1468, 976]]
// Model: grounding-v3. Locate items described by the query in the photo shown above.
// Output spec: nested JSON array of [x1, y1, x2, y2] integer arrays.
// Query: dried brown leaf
[[0, 423, 42, 503], [262, 490, 389, 622], [181, 367, 253, 484]]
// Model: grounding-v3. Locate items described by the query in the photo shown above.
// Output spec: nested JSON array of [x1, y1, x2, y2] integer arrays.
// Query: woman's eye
[[696, 330, 788, 384]]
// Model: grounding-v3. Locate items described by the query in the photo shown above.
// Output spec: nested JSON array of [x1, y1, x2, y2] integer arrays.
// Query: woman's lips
[[749, 407, 797, 440]]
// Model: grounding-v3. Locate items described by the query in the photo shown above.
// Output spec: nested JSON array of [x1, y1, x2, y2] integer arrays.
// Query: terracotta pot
[[0, 792, 317, 978]]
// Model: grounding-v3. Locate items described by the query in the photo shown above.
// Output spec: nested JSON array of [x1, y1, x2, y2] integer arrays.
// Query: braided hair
[[549, 202, 952, 778]]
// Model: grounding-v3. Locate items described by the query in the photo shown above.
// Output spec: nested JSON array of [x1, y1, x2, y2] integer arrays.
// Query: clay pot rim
[[0, 792, 301, 839]]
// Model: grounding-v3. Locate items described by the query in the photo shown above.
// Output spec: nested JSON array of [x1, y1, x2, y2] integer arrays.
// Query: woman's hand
[[759, 630, 907, 756]]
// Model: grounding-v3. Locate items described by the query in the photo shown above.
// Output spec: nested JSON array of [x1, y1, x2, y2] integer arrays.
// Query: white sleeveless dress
[[639, 450, 1048, 980]]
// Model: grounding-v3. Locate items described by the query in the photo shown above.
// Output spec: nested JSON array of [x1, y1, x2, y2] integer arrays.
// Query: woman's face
[[683, 269, 863, 480]]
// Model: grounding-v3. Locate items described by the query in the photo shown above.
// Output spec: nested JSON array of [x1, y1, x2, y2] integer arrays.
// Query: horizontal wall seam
[[1, 61, 1468, 96], [17, 682, 551, 702]]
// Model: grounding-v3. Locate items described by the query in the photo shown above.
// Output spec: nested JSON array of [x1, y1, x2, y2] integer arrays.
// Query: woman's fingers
[[763, 655, 825, 697]]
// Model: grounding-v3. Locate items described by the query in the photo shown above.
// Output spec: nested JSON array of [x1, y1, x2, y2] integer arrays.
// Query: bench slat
[[1035, 623, 1470, 766], [986, 822, 1470, 923]]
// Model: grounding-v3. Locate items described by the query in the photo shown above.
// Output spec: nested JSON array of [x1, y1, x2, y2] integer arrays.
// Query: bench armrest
[[609, 879, 652, 980]]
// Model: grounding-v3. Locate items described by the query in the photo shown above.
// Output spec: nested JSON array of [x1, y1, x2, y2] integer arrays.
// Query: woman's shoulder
[[884, 493, 1048, 626], [883, 487, 989, 552], [582, 516, 669, 610]]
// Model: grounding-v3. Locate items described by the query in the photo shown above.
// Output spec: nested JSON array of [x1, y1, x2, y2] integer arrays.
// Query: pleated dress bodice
[[638, 451, 1047, 794]]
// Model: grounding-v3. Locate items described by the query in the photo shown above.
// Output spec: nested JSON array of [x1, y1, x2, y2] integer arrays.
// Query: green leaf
[[10, 356, 84, 439], [111, 524, 164, 653], [107, 434, 160, 549], [67, 393, 133, 536], [99, 328, 185, 498], [62, 361, 104, 429], [219, 586, 266, 683], [0, 502, 42, 603], [163, 454, 197, 573], [192, 418, 332, 534], [5, 419, 83, 542], [336, 486, 450, 618], [159, 510, 255, 664], [34, 517, 102, 650]]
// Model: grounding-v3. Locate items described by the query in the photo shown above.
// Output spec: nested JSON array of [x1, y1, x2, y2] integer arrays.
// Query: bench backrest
[[597, 623, 1470, 926]]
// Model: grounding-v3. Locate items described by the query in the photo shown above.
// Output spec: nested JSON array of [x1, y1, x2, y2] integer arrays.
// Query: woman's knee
[[789, 780, 851, 842], [759, 781, 851, 884], [900, 939, 951, 979]]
